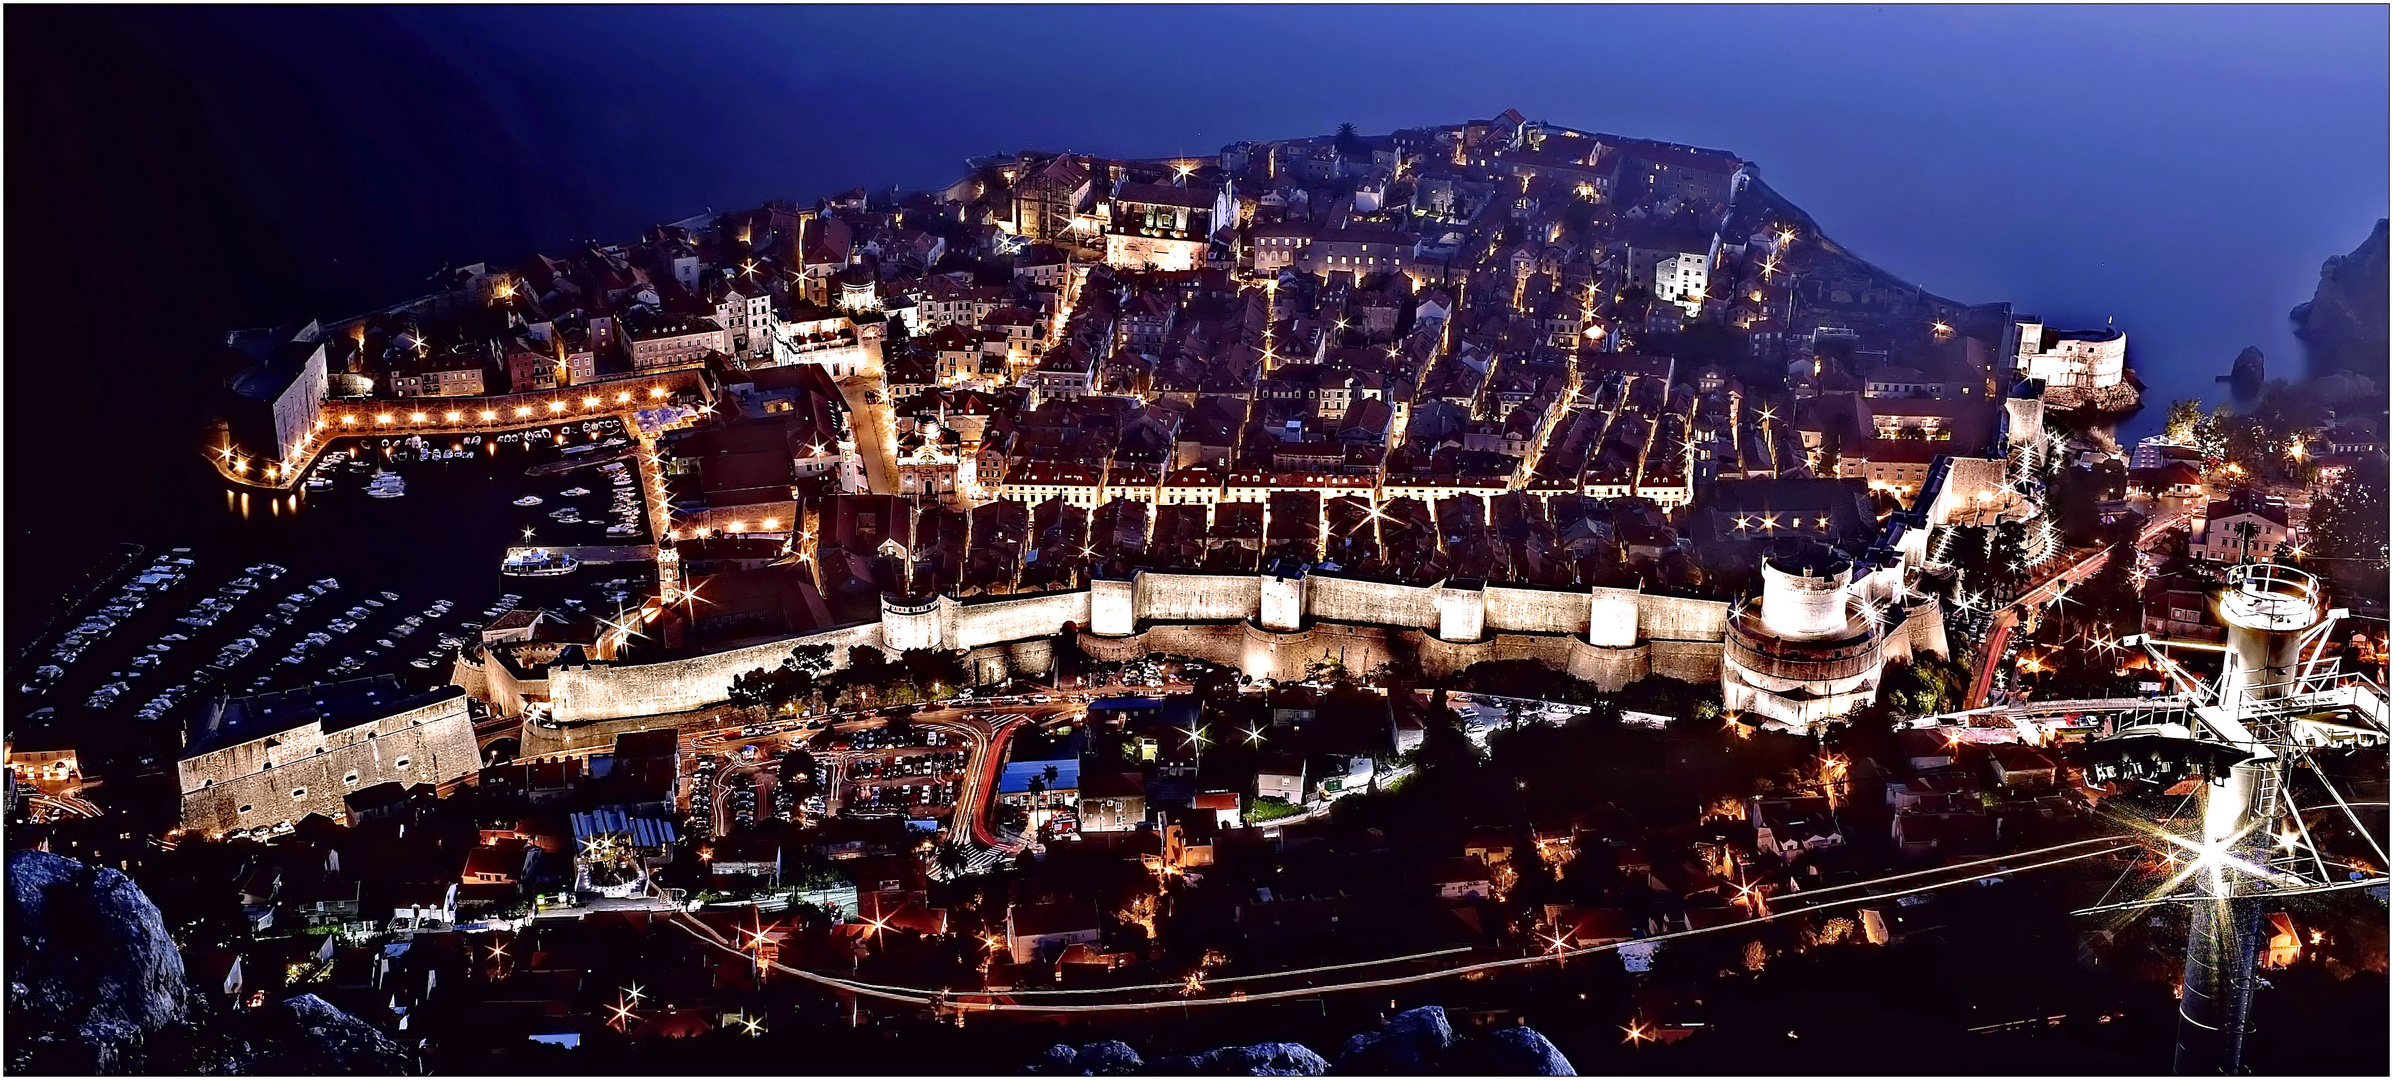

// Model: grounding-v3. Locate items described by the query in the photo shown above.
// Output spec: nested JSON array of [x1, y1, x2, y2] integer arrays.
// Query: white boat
[[366, 471, 406, 498], [561, 487, 591, 496], [501, 549, 580, 578], [514, 495, 544, 506]]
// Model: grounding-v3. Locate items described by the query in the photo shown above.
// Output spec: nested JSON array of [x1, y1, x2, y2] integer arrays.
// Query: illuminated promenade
[[203, 370, 723, 543]]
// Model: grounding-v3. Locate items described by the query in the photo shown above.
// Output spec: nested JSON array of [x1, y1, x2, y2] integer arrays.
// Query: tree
[[839, 645, 896, 705], [2072, 544, 2144, 633], [1877, 658, 1970, 717], [1987, 520, 2031, 598], [1333, 122, 1367, 161], [790, 642, 834, 683], [726, 666, 780, 712], [2163, 398, 2204, 444], [901, 648, 967, 698], [1415, 702, 1484, 775], [778, 747, 819, 798], [2307, 466, 2391, 605]]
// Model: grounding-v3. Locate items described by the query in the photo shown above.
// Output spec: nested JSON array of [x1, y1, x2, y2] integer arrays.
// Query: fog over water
[[9, 5, 2386, 606]]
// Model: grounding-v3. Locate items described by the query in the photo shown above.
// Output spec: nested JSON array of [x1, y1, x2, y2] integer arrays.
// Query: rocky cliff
[[5, 848, 423, 1075], [1025, 1006, 1575, 1076], [6, 848, 190, 1071], [2291, 218, 2390, 379]]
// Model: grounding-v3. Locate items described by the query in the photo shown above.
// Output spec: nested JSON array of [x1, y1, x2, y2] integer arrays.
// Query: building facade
[[177, 679, 480, 838]]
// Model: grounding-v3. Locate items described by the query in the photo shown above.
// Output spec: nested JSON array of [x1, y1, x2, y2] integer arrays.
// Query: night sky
[[8, 5, 2386, 581]]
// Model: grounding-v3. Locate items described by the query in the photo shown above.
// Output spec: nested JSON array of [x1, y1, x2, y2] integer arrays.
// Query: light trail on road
[[667, 839, 2142, 1014]]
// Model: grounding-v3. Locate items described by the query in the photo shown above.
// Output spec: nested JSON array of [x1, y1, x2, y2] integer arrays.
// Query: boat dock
[[503, 545, 656, 567], [525, 446, 639, 476]]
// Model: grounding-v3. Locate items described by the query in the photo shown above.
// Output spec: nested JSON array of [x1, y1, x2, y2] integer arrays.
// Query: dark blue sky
[[6, 4, 2386, 562], [27, 5, 2391, 385]]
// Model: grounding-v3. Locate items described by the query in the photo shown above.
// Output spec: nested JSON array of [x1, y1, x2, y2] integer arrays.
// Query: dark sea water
[[9, 4, 2387, 639], [12, 424, 653, 767]]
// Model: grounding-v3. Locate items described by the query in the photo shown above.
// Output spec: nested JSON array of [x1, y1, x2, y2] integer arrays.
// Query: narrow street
[[835, 375, 901, 495]]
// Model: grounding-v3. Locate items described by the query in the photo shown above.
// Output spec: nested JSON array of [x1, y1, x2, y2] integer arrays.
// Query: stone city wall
[[519, 569, 1736, 725], [1089, 618, 1705, 691], [1133, 571, 1260, 623], [1482, 584, 1590, 636], [178, 692, 478, 836], [965, 637, 1060, 685], [1085, 622, 1247, 669], [518, 708, 708, 758], [1650, 639, 1724, 683], [1639, 591, 1730, 644], [1306, 573, 1437, 629], [1568, 641, 1652, 691], [546, 621, 883, 722], [945, 590, 1091, 651], [452, 651, 548, 719]]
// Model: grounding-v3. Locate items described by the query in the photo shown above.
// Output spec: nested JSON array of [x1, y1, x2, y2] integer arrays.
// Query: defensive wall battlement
[[519, 569, 1735, 724]]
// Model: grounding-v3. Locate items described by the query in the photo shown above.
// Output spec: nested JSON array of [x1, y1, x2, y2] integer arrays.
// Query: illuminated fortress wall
[[523, 570, 1735, 724], [177, 691, 478, 837], [545, 621, 884, 722]]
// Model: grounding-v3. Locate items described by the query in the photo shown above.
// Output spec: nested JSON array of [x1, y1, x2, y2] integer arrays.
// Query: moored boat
[[501, 548, 580, 577]]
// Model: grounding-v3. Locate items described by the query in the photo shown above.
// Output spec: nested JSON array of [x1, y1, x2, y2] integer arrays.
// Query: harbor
[[10, 417, 666, 780]]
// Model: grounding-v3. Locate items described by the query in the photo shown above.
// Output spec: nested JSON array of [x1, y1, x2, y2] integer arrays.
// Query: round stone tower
[[880, 592, 945, 653], [1759, 550, 1852, 641], [1723, 546, 1887, 730]]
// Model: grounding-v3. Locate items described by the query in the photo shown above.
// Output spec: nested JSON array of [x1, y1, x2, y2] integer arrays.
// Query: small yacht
[[366, 470, 406, 498], [513, 495, 544, 507], [501, 548, 580, 578], [561, 486, 592, 497]]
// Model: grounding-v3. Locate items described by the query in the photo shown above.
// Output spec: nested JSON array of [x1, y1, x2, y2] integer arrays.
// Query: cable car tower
[[2093, 562, 2389, 1074]]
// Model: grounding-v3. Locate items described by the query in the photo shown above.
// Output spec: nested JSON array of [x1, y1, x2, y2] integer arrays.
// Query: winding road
[[1963, 507, 2195, 708]]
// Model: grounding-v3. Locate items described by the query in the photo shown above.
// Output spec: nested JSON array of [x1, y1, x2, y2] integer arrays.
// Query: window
[[291, 787, 308, 799], [394, 757, 411, 769], [343, 772, 360, 786], [237, 804, 252, 814]]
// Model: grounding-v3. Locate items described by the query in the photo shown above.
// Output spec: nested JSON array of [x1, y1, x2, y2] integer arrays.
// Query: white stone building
[[176, 677, 480, 838], [2013, 320, 2127, 390]]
